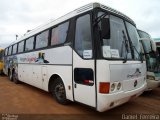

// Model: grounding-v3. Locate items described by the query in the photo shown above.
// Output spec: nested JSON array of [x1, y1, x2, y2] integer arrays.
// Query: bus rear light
[[99, 82, 110, 94], [117, 82, 121, 90], [110, 83, 115, 91]]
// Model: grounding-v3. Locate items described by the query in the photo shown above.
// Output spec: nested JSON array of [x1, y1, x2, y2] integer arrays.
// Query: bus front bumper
[[97, 82, 147, 112], [146, 79, 160, 90]]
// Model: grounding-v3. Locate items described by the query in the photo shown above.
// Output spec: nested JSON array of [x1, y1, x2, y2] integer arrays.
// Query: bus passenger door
[[73, 14, 96, 107]]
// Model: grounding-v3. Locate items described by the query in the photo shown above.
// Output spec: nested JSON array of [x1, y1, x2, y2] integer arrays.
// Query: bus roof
[[9, 2, 135, 46]]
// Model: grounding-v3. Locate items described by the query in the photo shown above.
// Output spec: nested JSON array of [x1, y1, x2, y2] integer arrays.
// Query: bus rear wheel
[[51, 78, 69, 105], [13, 72, 19, 84], [9, 70, 13, 81]]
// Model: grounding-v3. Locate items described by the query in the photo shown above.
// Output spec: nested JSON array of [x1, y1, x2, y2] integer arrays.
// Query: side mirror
[[101, 18, 110, 39]]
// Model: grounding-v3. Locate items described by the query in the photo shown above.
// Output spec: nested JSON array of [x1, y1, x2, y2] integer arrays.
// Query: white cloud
[[0, 0, 160, 48]]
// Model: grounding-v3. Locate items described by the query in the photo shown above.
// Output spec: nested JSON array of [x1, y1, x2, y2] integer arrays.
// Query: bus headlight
[[110, 83, 115, 91], [117, 82, 121, 90]]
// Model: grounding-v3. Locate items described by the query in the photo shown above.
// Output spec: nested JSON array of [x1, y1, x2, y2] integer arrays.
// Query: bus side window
[[25, 37, 34, 51], [35, 30, 49, 49], [5, 48, 8, 56], [51, 22, 69, 46], [12, 44, 17, 54], [74, 68, 94, 86], [8, 46, 12, 56], [75, 14, 92, 58], [18, 41, 24, 53]]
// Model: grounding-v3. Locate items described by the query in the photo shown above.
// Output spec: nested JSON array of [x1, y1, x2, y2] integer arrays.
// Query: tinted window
[[74, 68, 94, 86], [51, 22, 69, 45], [12, 44, 17, 54], [25, 37, 34, 51], [18, 41, 24, 53], [75, 14, 92, 58], [8, 46, 12, 55], [35, 30, 49, 49]]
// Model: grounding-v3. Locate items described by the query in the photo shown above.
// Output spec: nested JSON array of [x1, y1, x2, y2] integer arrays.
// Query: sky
[[0, 0, 160, 48]]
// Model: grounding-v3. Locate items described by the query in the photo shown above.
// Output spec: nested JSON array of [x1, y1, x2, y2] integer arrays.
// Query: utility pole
[[16, 34, 18, 40]]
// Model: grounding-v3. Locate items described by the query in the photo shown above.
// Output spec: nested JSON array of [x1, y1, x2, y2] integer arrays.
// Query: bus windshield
[[125, 22, 141, 60], [138, 30, 159, 72], [141, 40, 159, 72], [142, 40, 152, 54], [98, 12, 140, 60], [138, 30, 151, 39]]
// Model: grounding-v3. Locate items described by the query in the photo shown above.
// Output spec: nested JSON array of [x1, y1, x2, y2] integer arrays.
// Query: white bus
[[3, 3, 147, 112], [138, 30, 160, 90]]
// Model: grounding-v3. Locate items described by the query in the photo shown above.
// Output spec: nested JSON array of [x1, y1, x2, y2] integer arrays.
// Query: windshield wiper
[[93, 12, 108, 26], [122, 30, 129, 63]]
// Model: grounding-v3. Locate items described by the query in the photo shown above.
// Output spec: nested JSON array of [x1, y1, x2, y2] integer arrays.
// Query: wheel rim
[[55, 83, 65, 100]]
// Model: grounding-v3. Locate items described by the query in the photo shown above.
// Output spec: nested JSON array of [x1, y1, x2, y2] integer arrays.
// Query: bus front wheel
[[51, 78, 69, 105]]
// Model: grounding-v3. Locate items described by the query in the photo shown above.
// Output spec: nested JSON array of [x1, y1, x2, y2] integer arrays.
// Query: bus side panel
[[18, 64, 24, 81], [18, 64, 41, 88], [16, 46, 73, 101]]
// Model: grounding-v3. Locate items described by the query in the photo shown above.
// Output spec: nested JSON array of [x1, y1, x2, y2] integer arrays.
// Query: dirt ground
[[0, 76, 160, 120]]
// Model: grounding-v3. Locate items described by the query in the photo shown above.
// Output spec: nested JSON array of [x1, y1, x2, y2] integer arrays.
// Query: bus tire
[[51, 78, 69, 105], [13, 71, 19, 84], [9, 70, 13, 81]]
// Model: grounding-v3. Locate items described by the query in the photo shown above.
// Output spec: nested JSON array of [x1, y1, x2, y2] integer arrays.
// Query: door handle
[[74, 83, 77, 88]]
